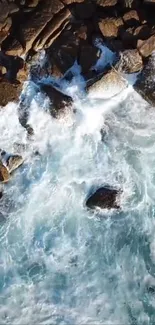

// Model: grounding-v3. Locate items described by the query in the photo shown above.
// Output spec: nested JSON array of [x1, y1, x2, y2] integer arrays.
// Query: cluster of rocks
[[0, 0, 154, 106]]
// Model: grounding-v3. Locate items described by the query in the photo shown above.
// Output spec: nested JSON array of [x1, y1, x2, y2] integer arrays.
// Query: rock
[[144, 0, 155, 3], [0, 161, 10, 183], [5, 154, 24, 173], [116, 49, 143, 73], [47, 29, 79, 75], [74, 2, 95, 19], [0, 52, 24, 83], [33, 8, 71, 51], [86, 186, 121, 210], [40, 83, 73, 118], [137, 35, 155, 58], [3, 0, 64, 56], [133, 25, 151, 40], [119, 0, 140, 7], [96, 0, 117, 6], [78, 43, 100, 75], [0, 81, 21, 106], [99, 17, 124, 38], [134, 54, 155, 107], [87, 68, 128, 99], [123, 10, 140, 27], [61, 0, 83, 3], [120, 27, 136, 48]]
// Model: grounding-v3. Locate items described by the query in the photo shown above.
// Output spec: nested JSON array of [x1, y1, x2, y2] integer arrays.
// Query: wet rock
[[47, 29, 79, 75], [40, 83, 73, 118], [116, 49, 143, 73], [86, 186, 121, 210], [134, 54, 155, 107], [123, 10, 140, 27], [87, 68, 128, 99], [78, 43, 100, 75], [6, 155, 24, 173], [0, 150, 24, 173], [0, 161, 10, 183], [99, 17, 124, 38], [137, 35, 155, 58], [0, 52, 24, 83], [0, 80, 21, 106]]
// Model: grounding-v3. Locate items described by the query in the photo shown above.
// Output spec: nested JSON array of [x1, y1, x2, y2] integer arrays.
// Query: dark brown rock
[[78, 43, 100, 74], [120, 27, 136, 48], [0, 80, 21, 106], [134, 54, 155, 107], [116, 49, 143, 73], [40, 83, 73, 118], [133, 25, 151, 40], [0, 52, 24, 83], [99, 17, 124, 38], [123, 10, 140, 27], [47, 30, 79, 75], [137, 35, 155, 57], [74, 2, 95, 19], [86, 187, 121, 210]]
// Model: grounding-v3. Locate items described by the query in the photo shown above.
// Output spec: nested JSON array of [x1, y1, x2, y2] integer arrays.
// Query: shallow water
[[0, 71, 155, 325]]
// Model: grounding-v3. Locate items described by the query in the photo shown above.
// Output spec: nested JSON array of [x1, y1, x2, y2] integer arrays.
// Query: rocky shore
[[0, 0, 155, 209]]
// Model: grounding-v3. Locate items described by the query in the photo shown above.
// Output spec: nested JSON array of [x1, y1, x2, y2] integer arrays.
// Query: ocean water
[[0, 57, 155, 324]]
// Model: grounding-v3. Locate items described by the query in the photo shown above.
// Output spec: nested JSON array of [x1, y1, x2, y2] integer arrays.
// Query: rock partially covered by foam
[[87, 68, 128, 99], [86, 186, 121, 210], [0, 161, 10, 183], [0, 150, 24, 173], [116, 49, 143, 73], [134, 54, 155, 107], [40, 83, 73, 118]]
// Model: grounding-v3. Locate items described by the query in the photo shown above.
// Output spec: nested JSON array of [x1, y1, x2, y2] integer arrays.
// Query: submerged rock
[[40, 83, 73, 118], [134, 54, 155, 107], [86, 186, 121, 210], [87, 68, 128, 99], [0, 161, 10, 183]]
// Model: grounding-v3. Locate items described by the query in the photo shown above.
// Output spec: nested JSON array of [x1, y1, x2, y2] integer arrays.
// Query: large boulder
[[116, 49, 143, 73], [0, 161, 10, 183], [3, 0, 64, 56], [98, 17, 124, 38], [87, 68, 128, 99], [137, 35, 155, 58], [40, 83, 73, 118], [134, 54, 155, 107], [86, 186, 121, 210]]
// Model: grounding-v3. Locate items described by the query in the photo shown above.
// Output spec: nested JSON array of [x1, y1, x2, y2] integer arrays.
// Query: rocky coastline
[[0, 0, 155, 210]]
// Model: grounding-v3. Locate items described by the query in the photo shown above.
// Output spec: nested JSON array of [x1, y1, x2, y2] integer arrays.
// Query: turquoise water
[[0, 77, 155, 324]]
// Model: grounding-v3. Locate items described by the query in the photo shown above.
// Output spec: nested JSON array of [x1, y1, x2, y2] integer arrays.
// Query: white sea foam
[[0, 53, 155, 324]]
